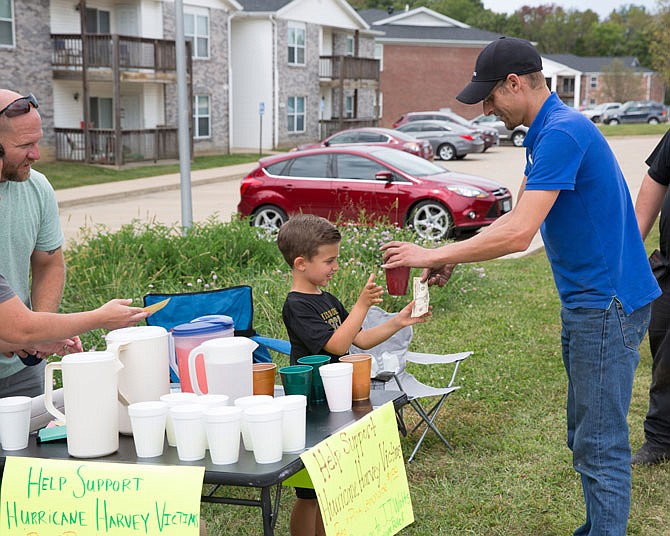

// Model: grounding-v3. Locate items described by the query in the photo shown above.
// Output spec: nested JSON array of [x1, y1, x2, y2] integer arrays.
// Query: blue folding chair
[[144, 285, 290, 382]]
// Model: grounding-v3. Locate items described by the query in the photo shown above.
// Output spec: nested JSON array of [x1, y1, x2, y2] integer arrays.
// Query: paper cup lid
[[169, 403, 204, 419], [234, 395, 273, 408], [0, 396, 31, 411], [244, 404, 282, 422], [204, 406, 242, 422], [128, 401, 168, 417], [319, 362, 353, 377], [274, 395, 307, 410], [160, 392, 198, 405]]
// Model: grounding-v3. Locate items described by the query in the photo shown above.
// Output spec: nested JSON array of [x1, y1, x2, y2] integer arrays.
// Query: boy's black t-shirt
[[646, 129, 670, 260], [282, 290, 349, 365]]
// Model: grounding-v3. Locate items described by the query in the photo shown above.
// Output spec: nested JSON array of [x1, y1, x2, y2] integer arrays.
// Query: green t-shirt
[[0, 169, 64, 377]]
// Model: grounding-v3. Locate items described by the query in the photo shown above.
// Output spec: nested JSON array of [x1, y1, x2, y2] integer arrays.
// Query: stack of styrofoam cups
[[159, 392, 198, 447], [170, 403, 206, 461], [0, 396, 32, 450], [196, 394, 230, 449], [273, 395, 307, 453], [319, 362, 354, 412], [244, 404, 283, 464], [234, 395, 273, 451], [204, 406, 243, 465]]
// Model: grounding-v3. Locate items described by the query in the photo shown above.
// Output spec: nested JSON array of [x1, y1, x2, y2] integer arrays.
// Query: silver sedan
[[396, 120, 485, 161]]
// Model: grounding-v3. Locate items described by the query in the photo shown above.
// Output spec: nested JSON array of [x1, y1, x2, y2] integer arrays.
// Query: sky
[[481, 0, 659, 19]]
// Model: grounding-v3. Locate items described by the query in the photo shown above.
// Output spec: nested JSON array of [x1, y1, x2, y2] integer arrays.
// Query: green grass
[[35, 153, 260, 190], [597, 123, 670, 137], [59, 219, 670, 535]]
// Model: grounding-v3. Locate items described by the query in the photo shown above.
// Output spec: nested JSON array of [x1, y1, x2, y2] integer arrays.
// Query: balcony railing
[[55, 127, 179, 165], [318, 117, 379, 138], [51, 34, 181, 71], [319, 56, 380, 81]]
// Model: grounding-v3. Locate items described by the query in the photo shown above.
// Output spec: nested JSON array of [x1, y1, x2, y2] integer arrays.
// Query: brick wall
[[0, 0, 55, 158], [379, 43, 484, 126]]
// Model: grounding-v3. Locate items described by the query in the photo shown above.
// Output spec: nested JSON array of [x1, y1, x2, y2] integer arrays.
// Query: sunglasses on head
[[0, 94, 39, 118]]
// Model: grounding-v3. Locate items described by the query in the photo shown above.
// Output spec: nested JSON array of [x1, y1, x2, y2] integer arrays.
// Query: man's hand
[[422, 264, 457, 287], [380, 241, 437, 269]]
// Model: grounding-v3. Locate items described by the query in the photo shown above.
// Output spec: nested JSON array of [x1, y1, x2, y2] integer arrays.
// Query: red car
[[237, 146, 512, 241], [294, 127, 434, 161]]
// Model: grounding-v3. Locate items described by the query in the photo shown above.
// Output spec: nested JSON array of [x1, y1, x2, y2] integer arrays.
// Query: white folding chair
[[351, 306, 472, 462]]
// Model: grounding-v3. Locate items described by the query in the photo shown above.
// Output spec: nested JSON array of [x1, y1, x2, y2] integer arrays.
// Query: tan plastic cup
[[253, 363, 277, 397], [339, 354, 372, 401]]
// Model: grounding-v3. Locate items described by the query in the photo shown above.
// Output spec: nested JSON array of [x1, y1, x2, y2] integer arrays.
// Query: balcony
[[319, 56, 380, 89], [51, 34, 189, 82], [55, 127, 179, 165]]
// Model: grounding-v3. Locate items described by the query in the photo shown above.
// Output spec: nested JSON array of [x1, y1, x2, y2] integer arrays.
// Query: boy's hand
[[396, 300, 432, 327], [356, 273, 384, 308]]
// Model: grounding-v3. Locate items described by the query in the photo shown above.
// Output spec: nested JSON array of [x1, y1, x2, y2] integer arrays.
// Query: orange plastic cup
[[385, 266, 410, 296], [252, 363, 277, 397], [339, 354, 372, 401]]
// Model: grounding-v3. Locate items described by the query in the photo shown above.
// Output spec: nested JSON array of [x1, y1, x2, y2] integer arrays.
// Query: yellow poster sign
[[0, 457, 204, 535], [300, 402, 413, 536]]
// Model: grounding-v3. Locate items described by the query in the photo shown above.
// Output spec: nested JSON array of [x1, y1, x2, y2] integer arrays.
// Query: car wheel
[[455, 154, 466, 160], [437, 143, 456, 161], [407, 200, 453, 241], [648, 117, 660, 125], [591, 116, 600, 123], [608, 119, 620, 125], [251, 205, 287, 234], [511, 130, 525, 147]]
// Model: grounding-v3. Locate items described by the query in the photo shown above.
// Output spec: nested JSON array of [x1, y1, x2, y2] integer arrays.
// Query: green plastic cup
[[279, 365, 313, 402], [297, 355, 331, 404]]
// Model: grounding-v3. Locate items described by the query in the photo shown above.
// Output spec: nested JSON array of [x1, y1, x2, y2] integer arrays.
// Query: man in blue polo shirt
[[382, 37, 660, 535]]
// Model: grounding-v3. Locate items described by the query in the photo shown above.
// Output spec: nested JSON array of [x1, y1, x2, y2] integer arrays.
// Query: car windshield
[[368, 147, 445, 177]]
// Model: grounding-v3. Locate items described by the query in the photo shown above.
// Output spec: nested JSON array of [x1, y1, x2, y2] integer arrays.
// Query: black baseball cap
[[457, 37, 543, 105]]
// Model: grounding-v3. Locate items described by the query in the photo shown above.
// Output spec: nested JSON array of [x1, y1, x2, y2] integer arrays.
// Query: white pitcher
[[44, 351, 123, 458], [105, 326, 170, 435], [187, 337, 257, 402]]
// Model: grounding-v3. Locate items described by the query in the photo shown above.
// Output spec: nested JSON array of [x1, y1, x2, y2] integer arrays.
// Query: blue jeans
[[561, 300, 650, 536]]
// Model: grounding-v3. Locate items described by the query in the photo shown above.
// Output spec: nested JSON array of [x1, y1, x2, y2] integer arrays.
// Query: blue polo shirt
[[524, 93, 660, 313]]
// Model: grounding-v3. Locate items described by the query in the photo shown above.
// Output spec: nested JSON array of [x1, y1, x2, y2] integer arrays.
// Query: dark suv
[[602, 100, 667, 125]]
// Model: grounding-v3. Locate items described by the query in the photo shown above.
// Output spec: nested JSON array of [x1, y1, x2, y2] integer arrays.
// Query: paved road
[[57, 135, 663, 251]]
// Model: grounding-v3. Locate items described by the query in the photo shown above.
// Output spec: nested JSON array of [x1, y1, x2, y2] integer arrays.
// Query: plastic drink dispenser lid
[[171, 321, 224, 337], [190, 315, 234, 330]]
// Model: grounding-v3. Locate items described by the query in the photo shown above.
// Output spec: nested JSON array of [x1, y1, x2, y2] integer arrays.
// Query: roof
[[544, 54, 654, 74], [359, 8, 501, 44], [236, 0, 292, 11]]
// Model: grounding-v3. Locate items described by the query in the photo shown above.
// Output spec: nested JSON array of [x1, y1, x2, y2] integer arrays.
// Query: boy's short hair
[[277, 214, 341, 267]]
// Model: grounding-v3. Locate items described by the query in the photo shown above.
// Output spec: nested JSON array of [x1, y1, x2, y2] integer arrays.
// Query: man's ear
[[507, 73, 521, 92], [294, 256, 307, 271]]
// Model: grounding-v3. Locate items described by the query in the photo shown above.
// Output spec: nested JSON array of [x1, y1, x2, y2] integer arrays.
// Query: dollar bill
[[411, 277, 429, 317]]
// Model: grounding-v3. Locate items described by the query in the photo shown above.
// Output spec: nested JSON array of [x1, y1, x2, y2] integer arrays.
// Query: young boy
[[277, 213, 430, 536]]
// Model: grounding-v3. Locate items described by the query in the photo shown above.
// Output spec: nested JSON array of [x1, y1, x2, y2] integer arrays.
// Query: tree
[[599, 59, 646, 102], [649, 0, 670, 98]]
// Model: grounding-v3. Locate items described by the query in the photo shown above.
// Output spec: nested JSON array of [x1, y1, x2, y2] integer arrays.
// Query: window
[[89, 97, 113, 128], [0, 0, 14, 47], [335, 154, 386, 181], [185, 9, 209, 59], [193, 95, 210, 138], [590, 75, 597, 89], [286, 154, 329, 178], [85, 8, 111, 34], [288, 22, 305, 65], [345, 35, 354, 56], [345, 95, 354, 119], [561, 78, 575, 93], [287, 96, 305, 132]]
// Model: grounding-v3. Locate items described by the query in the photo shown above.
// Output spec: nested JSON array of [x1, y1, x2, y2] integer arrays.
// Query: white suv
[[472, 114, 528, 147]]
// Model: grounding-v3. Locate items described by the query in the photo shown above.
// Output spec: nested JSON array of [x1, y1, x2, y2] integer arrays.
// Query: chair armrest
[[405, 350, 472, 366], [251, 335, 291, 356]]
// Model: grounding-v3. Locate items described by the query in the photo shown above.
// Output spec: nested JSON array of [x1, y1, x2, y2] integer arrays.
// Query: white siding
[[281, 0, 361, 30], [141, 1, 163, 38], [53, 81, 85, 128], [231, 18, 273, 150], [143, 84, 165, 127], [50, 0, 85, 34]]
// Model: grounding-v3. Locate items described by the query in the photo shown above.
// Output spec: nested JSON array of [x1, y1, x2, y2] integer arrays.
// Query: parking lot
[[58, 135, 663, 248]]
